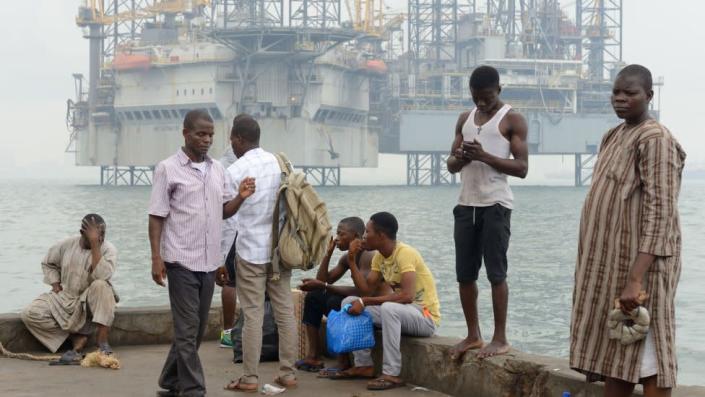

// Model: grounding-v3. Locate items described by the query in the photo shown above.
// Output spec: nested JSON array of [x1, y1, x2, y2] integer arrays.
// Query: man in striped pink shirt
[[148, 109, 256, 397]]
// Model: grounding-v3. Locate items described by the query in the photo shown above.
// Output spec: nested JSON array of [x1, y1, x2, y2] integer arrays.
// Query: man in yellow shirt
[[337, 212, 440, 390]]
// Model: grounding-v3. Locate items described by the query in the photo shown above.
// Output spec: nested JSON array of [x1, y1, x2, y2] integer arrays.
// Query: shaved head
[[617, 64, 653, 91]]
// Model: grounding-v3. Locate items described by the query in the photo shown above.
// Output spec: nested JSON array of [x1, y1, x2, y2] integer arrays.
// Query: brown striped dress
[[570, 119, 686, 388]]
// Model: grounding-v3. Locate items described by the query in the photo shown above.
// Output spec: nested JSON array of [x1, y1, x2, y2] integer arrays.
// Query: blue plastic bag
[[326, 306, 375, 354]]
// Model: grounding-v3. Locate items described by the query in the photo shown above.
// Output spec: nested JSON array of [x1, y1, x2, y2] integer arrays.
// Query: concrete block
[[0, 305, 223, 353]]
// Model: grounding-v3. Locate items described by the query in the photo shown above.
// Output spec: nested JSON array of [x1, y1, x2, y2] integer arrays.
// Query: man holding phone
[[446, 65, 529, 360]]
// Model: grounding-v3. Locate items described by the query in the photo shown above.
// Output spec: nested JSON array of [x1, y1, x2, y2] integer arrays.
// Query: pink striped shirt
[[149, 148, 234, 272]]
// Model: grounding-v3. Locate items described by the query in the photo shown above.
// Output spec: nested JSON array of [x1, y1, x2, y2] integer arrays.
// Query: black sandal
[[48, 350, 83, 366]]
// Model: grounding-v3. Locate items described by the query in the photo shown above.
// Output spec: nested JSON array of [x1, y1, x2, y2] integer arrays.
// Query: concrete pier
[[2, 306, 704, 397]]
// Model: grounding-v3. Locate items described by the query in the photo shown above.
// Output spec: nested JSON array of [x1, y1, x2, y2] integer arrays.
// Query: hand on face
[[238, 177, 256, 199], [327, 236, 338, 254], [348, 238, 363, 259], [81, 216, 104, 247]]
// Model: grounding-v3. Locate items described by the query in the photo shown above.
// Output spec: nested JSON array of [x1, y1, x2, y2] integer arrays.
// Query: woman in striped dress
[[570, 64, 686, 397]]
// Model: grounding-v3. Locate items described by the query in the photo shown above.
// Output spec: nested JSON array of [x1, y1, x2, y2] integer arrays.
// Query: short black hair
[[470, 65, 500, 90], [339, 217, 365, 237], [82, 213, 105, 225], [183, 109, 213, 130], [617, 64, 653, 91], [231, 113, 260, 143], [369, 212, 398, 240]]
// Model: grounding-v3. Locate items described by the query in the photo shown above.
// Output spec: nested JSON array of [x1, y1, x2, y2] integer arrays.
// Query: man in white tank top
[[446, 65, 529, 360]]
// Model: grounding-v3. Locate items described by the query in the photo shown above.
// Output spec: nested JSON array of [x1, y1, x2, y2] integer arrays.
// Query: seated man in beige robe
[[21, 214, 118, 365]]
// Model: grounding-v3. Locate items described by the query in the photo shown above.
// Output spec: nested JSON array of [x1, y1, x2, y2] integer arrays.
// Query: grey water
[[1, 180, 703, 386]]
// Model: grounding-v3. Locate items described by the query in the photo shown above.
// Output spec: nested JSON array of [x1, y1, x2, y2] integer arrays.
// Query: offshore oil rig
[[66, 0, 654, 186]]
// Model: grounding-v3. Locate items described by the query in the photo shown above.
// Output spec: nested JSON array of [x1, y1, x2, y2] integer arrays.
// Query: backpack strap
[[275, 152, 293, 176], [270, 153, 291, 281]]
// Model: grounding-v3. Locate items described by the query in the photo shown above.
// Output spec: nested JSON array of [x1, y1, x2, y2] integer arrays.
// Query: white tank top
[[458, 104, 514, 209]]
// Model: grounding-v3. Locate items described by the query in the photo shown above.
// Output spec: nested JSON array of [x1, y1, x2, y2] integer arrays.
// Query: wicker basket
[[291, 289, 308, 360]]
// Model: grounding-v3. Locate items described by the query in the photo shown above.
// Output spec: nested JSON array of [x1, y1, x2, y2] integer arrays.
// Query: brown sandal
[[224, 379, 258, 393], [367, 377, 406, 390], [274, 376, 297, 388], [329, 367, 375, 380]]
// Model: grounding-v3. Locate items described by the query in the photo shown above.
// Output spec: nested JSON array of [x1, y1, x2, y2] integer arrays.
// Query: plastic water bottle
[[562, 392, 571, 397]]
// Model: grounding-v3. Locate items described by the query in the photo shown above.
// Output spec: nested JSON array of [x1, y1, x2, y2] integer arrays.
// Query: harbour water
[[1, 180, 703, 385]]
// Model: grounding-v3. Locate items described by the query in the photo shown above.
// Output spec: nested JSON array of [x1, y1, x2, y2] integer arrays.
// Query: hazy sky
[[0, 1, 702, 184]]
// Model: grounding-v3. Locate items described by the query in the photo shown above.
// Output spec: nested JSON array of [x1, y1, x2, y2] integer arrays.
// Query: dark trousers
[[158, 263, 216, 397], [302, 289, 345, 329]]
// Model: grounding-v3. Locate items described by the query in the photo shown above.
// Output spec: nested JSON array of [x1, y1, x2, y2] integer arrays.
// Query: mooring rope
[[0, 342, 60, 361]]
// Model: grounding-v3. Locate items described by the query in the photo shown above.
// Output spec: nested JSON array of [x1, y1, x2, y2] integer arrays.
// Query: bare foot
[[476, 340, 510, 359], [449, 338, 484, 361]]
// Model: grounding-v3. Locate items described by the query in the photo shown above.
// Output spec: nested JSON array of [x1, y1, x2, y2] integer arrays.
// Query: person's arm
[[299, 247, 358, 294], [619, 135, 684, 313], [223, 176, 255, 219], [148, 162, 171, 287], [346, 240, 382, 296], [447, 111, 472, 174], [347, 271, 416, 315], [298, 276, 361, 296], [149, 215, 167, 286], [82, 217, 104, 272], [619, 253, 656, 313], [314, 237, 345, 283], [299, 238, 344, 292], [361, 271, 415, 306], [81, 217, 116, 281], [463, 112, 529, 178], [326, 284, 360, 296], [41, 239, 67, 293], [89, 244, 117, 281]]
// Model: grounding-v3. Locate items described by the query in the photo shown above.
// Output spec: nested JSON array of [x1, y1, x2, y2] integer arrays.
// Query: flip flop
[[317, 367, 343, 378], [223, 379, 257, 393], [98, 342, 114, 355], [48, 350, 82, 366], [329, 369, 375, 380], [294, 359, 324, 372], [366, 377, 406, 390]]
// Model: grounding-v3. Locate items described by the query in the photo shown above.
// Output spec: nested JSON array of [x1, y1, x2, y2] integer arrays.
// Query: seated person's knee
[[341, 296, 358, 306], [380, 301, 400, 315], [88, 279, 115, 302], [90, 279, 110, 290], [304, 288, 325, 305], [20, 306, 32, 323]]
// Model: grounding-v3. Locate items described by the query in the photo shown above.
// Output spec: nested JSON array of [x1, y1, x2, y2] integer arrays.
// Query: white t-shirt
[[191, 161, 209, 175], [224, 148, 283, 265]]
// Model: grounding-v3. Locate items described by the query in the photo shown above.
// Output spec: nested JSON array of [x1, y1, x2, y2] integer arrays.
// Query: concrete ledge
[[388, 335, 705, 397], [0, 305, 223, 352], [3, 306, 704, 396]]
